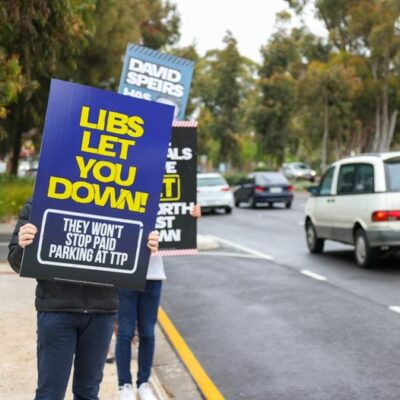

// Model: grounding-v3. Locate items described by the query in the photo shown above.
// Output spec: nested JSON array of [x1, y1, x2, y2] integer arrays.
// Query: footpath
[[0, 221, 204, 400]]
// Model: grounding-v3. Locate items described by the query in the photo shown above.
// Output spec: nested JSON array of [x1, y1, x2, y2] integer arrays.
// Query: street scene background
[[1, 1, 400, 399]]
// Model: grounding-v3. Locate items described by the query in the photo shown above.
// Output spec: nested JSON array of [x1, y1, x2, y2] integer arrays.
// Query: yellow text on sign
[[161, 174, 180, 201]]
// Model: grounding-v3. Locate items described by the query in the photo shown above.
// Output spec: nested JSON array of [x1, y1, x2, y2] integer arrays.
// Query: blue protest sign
[[119, 43, 194, 120], [20, 79, 174, 291]]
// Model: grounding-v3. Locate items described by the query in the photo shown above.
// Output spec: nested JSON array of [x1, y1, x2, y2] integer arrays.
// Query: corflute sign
[[20, 79, 174, 291], [119, 43, 194, 120], [157, 122, 197, 256]]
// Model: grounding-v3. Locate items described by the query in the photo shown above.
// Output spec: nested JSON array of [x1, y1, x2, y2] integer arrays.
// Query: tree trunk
[[379, 82, 390, 151], [321, 96, 329, 172], [372, 96, 381, 151], [386, 109, 399, 150], [6, 103, 22, 176]]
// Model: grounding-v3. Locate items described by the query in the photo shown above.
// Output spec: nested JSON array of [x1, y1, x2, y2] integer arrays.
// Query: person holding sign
[[8, 199, 160, 400], [116, 204, 201, 400]]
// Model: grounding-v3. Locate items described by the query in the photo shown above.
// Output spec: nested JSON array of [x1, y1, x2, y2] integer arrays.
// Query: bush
[[0, 175, 34, 221], [224, 173, 246, 186]]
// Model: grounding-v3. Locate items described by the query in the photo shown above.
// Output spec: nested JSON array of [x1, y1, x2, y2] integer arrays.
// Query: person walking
[[117, 204, 201, 400], [8, 198, 160, 400]]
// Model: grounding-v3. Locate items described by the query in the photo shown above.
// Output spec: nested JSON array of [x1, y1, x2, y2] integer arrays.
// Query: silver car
[[282, 162, 316, 182]]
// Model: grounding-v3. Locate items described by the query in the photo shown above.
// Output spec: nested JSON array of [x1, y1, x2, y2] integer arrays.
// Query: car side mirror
[[307, 186, 318, 196]]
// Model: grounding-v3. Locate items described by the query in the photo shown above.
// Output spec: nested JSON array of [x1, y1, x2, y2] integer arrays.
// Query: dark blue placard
[[20, 79, 174, 291], [119, 44, 194, 120]]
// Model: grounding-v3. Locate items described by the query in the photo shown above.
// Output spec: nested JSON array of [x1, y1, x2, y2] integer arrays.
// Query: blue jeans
[[116, 280, 163, 387], [35, 311, 115, 400]]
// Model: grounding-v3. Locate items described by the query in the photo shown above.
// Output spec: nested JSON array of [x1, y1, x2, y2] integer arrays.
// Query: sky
[[171, 0, 327, 63]]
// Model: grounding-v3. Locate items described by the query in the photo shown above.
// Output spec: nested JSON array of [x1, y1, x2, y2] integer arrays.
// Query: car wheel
[[306, 220, 324, 254], [225, 207, 232, 214], [354, 229, 378, 268], [285, 201, 292, 209], [235, 198, 241, 207], [248, 196, 257, 209]]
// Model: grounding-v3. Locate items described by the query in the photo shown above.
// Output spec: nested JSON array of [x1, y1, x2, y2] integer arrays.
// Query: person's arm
[[8, 200, 37, 273]]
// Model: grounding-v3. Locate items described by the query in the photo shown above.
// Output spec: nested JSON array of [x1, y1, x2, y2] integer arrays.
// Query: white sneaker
[[137, 382, 157, 400], [119, 383, 135, 400]]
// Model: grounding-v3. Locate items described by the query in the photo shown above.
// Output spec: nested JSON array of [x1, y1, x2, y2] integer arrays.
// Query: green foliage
[[0, 51, 24, 124], [0, 0, 97, 173], [0, 0, 181, 174], [0, 175, 34, 220], [73, 0, 181, 90], [2, 0, 400, 177], [195, 31, 256, 168], [300, 0, 400, 153], [223, 173, 246, 186]]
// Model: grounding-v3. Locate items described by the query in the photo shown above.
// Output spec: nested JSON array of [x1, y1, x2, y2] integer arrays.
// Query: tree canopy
[[1, 0, 400, 175]]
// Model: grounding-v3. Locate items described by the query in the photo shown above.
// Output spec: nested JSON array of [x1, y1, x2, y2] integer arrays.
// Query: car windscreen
[[296, 163, 309, 169], [197, 177, 227, 187], [256, 173, 287, 185], [385, 159, 400, 191]]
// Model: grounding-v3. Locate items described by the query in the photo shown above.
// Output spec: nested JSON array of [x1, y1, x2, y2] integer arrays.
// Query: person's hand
[[147, 230, 159, 254], [190, 204, 202, 218], [18, 223, 38, 248]]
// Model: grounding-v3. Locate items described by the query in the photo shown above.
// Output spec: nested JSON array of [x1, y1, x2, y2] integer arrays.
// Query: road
[[161, 195, 400, 399]]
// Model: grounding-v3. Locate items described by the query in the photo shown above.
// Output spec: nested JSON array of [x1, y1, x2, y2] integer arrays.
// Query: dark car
[[234, 171, 294, 208]]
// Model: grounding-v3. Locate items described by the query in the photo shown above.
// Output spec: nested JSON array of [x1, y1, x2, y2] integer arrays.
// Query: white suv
[[305, 152, 400, 268]]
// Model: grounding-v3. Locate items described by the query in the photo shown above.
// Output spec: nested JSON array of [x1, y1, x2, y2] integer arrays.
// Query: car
[[305, 152, 400, 268], [234, 171, 294, 208], [197, 172, 234, 214], [282, 162, 316, 182], [17, 159, 38, 177], [0, 160, 6, 174]]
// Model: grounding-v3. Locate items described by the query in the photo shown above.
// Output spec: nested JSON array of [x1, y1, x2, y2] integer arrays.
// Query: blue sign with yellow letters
[[119, 43, 194, 120], [20, 79, 174, 291]]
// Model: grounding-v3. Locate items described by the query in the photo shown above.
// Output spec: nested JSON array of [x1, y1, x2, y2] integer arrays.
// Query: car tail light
[[221, 187, 231, 192], [371, 210, 400, 222], [288, 185, 293, 192], [255, 186, 264, 193]]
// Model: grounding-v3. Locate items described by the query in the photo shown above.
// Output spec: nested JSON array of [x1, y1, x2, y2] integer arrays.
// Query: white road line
[[298, 220, 305, 226], [389, 306, 400, 314], [301, 270, 327, 281], [208, 235, 274, 261], [198, 251, 264, 259]]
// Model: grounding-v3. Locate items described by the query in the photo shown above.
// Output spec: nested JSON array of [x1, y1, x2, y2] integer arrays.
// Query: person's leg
[[72, 313, 115, 400], [116, 289, 139, 386], [137, 280, 162, 387], [35, 312, 77, 400]]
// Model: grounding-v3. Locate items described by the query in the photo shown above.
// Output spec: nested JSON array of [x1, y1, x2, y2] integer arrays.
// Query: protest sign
[[119, 43, 194, 120], [20, 79, 174, 291], [156, 121, 197, 255]]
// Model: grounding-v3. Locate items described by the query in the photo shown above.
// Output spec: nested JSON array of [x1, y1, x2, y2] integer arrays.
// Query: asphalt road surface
[[162, 195, 400, 400]]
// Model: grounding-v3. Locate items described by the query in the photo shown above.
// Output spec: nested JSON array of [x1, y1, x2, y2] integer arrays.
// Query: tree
[[73, 0, 181, 90], [255, 18, 330, 167], [194, 32, 256, 169], [0, 0, 96, 174], [254, 72, 295, 167], [297, 59, 361, 170], [0, 52, 25, 129], [286, 0, 400, 152]]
